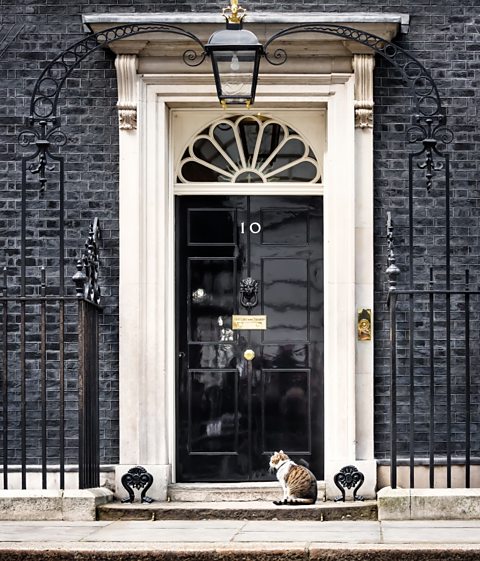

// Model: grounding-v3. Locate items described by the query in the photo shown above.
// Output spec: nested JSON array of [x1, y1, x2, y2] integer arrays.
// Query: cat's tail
[[273, 498, 316, 506]]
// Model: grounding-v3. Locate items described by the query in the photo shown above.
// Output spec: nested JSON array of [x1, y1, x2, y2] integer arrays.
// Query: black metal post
[[464, 270, 471, 488], [428, 267, 435, 488], [78, 299, 100, 489], [386, 212, 400, 489], [390, 292, 398, 489], [40, 267, 47, 489], [1, 268, 7, 489], [445, 154, 452, 488], [59, 300, 65, 490]]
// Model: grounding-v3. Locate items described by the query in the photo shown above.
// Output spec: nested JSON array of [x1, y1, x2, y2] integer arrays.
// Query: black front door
[[176, 196, 323, 482]]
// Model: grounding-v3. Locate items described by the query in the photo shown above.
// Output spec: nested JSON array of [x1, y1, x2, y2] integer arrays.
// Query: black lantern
[[205, 0, 263, 108]]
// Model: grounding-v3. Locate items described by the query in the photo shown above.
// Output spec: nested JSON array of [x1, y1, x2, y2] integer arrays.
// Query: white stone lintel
[[83, 12, 410, 34], [83, 13, 407, 59]]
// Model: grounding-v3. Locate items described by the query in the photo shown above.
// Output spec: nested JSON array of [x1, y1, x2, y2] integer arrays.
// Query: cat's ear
[[279, 450, 284, 454]]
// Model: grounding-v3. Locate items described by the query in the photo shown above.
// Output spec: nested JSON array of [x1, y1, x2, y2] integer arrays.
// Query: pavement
[[1, 519, 480, 560]]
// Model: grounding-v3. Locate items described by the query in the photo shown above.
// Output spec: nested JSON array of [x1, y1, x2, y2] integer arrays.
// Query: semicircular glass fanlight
[[177, 115, 321, 183]]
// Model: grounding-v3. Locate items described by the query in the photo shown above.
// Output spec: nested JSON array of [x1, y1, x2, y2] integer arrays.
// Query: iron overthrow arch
[[20, 21, 452, 189]]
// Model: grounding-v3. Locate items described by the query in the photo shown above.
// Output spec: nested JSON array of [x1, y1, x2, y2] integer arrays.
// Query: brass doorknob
[[243, 349, 255, 361]]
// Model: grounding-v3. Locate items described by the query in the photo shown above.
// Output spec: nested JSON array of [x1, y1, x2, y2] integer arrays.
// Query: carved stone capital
[[115, 54, 138, 130], [353, 54, 375, 129]]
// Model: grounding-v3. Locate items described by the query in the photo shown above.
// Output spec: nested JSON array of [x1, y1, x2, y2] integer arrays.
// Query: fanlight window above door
[[177, 115, 322, 183]]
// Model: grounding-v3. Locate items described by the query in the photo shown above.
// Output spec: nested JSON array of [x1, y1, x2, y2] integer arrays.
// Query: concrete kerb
[[378, 487, 480, 520], [1, 545, 480, 561], [0, 488, 114, 521]]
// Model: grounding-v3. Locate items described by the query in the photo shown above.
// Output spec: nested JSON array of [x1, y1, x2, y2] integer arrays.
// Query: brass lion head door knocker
[[240, 277, 258, 309]]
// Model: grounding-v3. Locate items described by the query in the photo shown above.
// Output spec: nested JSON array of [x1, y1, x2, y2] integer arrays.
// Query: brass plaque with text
[[232, 315, 267, 330]]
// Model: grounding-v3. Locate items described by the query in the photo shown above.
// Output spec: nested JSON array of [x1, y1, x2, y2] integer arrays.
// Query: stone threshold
[[167, 481, 327, 503], [97, 500, 377, 521]]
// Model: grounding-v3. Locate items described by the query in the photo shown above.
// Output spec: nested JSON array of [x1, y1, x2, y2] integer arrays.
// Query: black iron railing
[[0, 219, 101, 490], [387, 214, 479, 489]]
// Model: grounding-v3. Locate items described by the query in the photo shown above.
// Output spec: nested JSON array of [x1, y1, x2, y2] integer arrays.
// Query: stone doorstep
[[0, 488, 114, 521], [378, 487, 480, 521], [167, 482, 327, 502], [97, 500, 378, 521]]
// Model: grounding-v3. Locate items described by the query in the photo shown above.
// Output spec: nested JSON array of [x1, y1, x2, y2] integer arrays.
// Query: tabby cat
[[269, 450, 318, 505]]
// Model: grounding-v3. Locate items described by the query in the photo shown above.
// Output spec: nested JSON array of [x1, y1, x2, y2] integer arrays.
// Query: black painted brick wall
[[0, 0, 479, 466]]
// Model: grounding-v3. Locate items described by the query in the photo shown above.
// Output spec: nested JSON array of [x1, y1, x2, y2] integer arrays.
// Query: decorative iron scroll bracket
[[333, 465, 365, 502], [72, 217, 101, 305], [240, 277, 259, 309], [121, 466, 154, 504]]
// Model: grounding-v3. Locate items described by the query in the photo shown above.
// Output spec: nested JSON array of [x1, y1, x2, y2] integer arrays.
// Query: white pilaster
[[353, 53, 376, 497], [118, 60, 140, 460], [116, 63, 171, 501], [323, 76, 358, 498]]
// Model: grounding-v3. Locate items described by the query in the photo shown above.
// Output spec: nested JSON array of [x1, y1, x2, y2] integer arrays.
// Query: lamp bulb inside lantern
[[230, 53, 240, 71]]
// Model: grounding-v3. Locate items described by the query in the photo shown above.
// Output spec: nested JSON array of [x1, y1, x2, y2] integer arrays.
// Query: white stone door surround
[[83, 12, 409, 500]]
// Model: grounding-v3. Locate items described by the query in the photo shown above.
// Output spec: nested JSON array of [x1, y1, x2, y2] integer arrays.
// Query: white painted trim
[[174, 183, 324, 196], [142, 74, 351, 87], [117, 72, 376, 498], [322, 75, 358, 496], [176, 114, 322, 185]]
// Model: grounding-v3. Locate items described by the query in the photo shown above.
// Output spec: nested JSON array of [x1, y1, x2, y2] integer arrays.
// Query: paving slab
[[0, 520, 478, 560], [0, 524, 102, 542], [381, 521, 480, 544]]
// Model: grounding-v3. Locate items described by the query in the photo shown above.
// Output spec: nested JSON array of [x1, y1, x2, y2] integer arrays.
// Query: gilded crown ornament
[[222, 0, 246, 23]]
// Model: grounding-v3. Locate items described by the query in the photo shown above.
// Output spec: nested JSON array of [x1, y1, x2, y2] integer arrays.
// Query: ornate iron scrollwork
[[72, 218, 101, 305], [121, 466, 154, 504], [386, 212, 401, 294], [263, 23, 452, 189], [18, 120, 67, 191], [29, 24, 206, 124], [240, 277, 258, 309], [333, 465, 365, 502], [407, 115, 453, 190], [23, 24, 207, 189], [264, 24, 444, 120]]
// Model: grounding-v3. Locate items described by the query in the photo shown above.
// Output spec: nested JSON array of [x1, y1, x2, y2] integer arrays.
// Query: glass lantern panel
[[213, 50, 256, 100]]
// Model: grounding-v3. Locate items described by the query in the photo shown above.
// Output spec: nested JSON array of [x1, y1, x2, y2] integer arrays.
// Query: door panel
[[176, 195, 323, 482]]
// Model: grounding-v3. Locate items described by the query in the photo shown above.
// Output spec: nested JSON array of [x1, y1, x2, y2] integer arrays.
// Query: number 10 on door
[[240, 222, 262, 234]]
